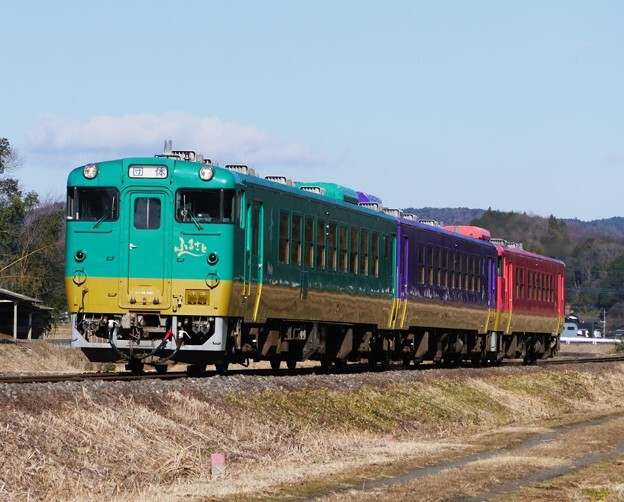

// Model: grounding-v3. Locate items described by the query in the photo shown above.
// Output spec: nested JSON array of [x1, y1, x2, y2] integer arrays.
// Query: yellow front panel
[[66, 276, 232, 316]]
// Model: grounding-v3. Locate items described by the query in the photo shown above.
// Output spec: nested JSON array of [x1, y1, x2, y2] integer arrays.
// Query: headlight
[[199, 165, 214, 181], [83, 163, 98, 179]]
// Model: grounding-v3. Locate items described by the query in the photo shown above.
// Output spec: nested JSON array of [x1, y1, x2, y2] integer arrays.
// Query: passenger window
[[459, 255, 465, 290], [339, 225, 348, 272], [360, 229, 368, 275], [279, 211, 289, 264], [291, 215, 302, 265], [350, 228, 359, 274], [371, 232, 379, 277], [441, 250, 448, 287], [134, 198, 161, 230], [450, 252, 456, 289], [428, 247, 434, 285], [328, 223, 337, 271], [316, 220, 326, 269], [304, 217, 314, 267]]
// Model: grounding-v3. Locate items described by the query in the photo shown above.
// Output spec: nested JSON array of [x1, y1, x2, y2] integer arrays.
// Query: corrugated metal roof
[[0, 287, 42, 304]]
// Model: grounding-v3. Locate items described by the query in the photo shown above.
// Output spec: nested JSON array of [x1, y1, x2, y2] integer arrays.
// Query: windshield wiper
[[93, 212, 110, 229], [184, 206, 203, 231], [94, 196, 116, 229]]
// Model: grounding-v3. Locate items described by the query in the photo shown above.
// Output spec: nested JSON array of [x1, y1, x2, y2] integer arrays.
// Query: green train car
[[67, 147, 398, 374]]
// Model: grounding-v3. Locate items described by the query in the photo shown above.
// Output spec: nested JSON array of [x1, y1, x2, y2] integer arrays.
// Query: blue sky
[[2, 1, 623, 220]]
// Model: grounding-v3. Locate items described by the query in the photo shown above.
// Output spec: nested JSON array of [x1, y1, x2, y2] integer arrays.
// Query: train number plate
[[128, 165, 168, 178]]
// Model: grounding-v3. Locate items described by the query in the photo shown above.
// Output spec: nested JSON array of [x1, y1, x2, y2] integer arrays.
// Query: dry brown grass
[[0, 340, 93, 374], [1, 363, 624, 500]]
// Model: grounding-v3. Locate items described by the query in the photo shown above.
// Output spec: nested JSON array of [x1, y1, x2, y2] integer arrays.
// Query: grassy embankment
[[0, 360, 623, 500]]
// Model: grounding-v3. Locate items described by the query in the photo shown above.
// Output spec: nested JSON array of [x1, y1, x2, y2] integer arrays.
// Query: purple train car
[[390, 218, 500, 366]]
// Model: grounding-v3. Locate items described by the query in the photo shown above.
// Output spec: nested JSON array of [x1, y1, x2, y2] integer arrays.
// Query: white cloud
[[26, 112, 321, 166]]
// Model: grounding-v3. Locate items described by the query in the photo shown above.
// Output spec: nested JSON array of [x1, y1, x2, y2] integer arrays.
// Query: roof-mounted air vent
[[402, 213, 418, 221], [265, 175, 293, 186], [299, 185, 326, 196], [383, 208, 404, 218], [419, 219, 442, 227], [491, 238, 524, 250], [225, 164, 257, 177], [358, 202, 382, 212]]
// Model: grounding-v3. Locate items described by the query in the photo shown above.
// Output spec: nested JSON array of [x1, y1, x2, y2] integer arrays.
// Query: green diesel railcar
[[67, 149, 397, 374]]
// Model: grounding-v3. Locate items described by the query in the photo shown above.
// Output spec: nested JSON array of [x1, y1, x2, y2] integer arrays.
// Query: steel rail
[[0, 355, 623, 385]]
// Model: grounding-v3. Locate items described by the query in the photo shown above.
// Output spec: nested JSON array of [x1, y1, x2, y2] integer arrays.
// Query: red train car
[[494, 244, 565, 362]]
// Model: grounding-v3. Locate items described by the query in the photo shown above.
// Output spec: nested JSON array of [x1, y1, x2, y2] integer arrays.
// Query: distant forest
[[407, 206, 624, 331]]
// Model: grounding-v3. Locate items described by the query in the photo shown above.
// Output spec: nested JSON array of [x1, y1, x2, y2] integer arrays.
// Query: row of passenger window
[[514, 268, 556, 303], [416, 244, 485, 292], [277, 211, 391, 277]]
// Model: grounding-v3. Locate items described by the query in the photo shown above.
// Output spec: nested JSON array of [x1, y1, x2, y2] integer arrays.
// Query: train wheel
[[380, 352, 390, 371], [402, 354, 412, 368], [215, 362, 229, 376], [286, 357, 297, 374], [471, 353, 484, 367], [368, 355, 376, 370], [334, 358, 347, 373], [186, 364, 207, 377], [320, 357, 332, 373], [270, 357, 282, 373], [154, 364, 168, 374], [523, 353, 536, 365], [127, 359, 144, 376]]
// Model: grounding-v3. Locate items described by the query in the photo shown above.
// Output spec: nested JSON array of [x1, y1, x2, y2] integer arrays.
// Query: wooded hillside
[[409, 206, 624, 330]]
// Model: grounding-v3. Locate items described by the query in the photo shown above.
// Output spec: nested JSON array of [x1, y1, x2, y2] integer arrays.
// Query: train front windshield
[[66, 187, 119, 221], [175, 189, 236, 224]]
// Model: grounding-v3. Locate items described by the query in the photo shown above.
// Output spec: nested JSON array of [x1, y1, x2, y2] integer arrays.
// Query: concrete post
[[28, 312, 32, 340], [13, 302, 17, 340], [211, 453, 226, 479]]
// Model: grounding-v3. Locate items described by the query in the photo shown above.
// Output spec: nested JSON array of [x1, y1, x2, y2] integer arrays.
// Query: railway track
[[1, 354, 623, 385]]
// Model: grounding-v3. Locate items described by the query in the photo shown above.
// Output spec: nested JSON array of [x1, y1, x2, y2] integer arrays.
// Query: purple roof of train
[[356, 191, 383, 204]]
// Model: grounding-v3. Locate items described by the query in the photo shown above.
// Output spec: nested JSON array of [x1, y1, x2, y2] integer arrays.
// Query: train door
[[488, 256, 496, 309], [557, 271, 565, 329], [397, 234, 409, 328], [119, 190, 171, 309], [504, 258, 514, 333], [242, 200, 264, 321]]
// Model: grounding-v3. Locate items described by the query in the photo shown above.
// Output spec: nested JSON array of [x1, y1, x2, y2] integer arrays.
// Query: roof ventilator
[[225, 164, 257, 177], [382, 208, 404, 218], [265, 175, 294, 186], [358, 202, 382, 212], [299, 186, 327, 196], [491, 238, 524, 250], [418, 219, 442, 227]]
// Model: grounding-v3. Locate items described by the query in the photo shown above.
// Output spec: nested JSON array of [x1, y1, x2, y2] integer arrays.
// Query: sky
[[1, 1, 623, 221]]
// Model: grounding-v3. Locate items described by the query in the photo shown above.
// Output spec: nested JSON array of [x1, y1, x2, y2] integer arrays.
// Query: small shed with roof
[[0, 287, 52, 340]]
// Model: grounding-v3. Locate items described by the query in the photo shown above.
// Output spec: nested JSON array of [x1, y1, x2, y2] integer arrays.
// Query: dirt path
[[305, 411, 624, 501]]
